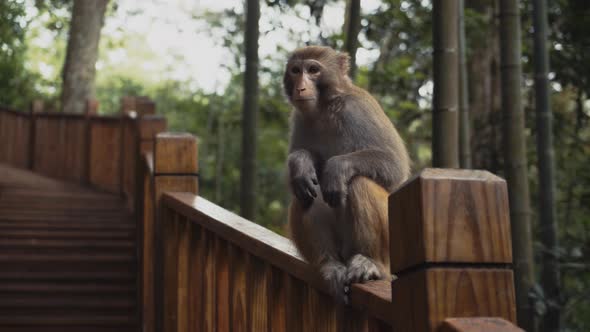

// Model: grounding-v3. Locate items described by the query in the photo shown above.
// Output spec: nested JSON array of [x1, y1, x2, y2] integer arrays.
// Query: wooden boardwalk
[[0, 164, 137, 331]]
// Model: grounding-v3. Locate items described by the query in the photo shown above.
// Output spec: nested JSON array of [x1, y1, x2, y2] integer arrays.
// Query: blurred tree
[[343, 0, 360, 80], [499, 0, 536, 330], [241, 0, 260, 221], [0, 0, 35, 109], [61, 0, 109, 113], [432, 0, 459, 168], [532, 0, 560, 331], [466, 0, 502, 173], [458, 0, 471, 168]]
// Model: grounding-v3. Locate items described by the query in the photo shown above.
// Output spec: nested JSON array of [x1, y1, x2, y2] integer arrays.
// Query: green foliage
[[0, 0, 35, 108]]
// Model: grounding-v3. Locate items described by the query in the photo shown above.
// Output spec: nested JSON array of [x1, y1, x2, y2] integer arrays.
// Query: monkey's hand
[[288, 150, 318, 209], [321, 156, 353, 208]]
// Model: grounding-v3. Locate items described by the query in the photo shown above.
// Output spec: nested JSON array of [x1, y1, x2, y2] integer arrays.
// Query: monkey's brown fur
[[284, 46, 410, 302]]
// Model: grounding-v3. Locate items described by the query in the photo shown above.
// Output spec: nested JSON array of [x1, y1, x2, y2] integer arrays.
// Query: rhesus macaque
[[284, 46, 411, 303]]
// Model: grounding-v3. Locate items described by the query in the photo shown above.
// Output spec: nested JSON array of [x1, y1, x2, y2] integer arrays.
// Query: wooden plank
[[215, 238, 230, 332], [440, 317, 524, 332], [389, 168, 513, 273], [163, 213, 180, 332], [230, 246, 248, 332], [88, 118, 123, 193], [162, 193, 323, 291], [390, 268, 517, 332], [188, 223, 204, 332], [247, 256, 269, 331], [285, 276, 304, 332], [268, 268, 288, 331], [154, 132, 198, 174], [202, 230, 217, 331], [176, 219, 190, 332], [350, 280, 393, 325]]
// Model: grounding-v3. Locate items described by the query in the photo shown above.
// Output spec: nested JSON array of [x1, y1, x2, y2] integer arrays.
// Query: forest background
[[0, 0, 588, 331]]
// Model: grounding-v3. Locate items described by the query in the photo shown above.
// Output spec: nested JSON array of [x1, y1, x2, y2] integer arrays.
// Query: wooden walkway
[[0, 164, 137, 331]]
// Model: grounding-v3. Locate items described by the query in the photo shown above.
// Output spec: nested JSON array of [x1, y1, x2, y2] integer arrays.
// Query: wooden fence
[[0, 98, 166, 212], [0, 99, 524, 331], [138, 132, 524, 332]]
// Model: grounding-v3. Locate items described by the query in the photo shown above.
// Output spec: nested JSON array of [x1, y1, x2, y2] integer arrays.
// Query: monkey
[[284, 46, 411, 303]]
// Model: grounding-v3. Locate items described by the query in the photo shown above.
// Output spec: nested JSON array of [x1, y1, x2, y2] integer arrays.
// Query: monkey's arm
[[320, 149, 404, 207], [288, 149, 319, 209]]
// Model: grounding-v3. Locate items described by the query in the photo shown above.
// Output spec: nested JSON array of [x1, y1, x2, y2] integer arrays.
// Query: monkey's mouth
[[294, 97, 316, 101]]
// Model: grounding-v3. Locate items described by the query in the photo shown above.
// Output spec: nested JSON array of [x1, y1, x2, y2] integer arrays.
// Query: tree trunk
[[240, 0, 260, 221], [432, 0, 459, 168], [499, 1, 536, 330], [458, 0, 471, 168], [532, 0, 560, 330], [344, 0, 361, 80], [61, 0, 108, 114]]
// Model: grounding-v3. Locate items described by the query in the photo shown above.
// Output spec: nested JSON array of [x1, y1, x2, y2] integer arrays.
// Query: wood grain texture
[[268, 268, 288, 331], [163, 214, 180, 332], [389, 168, 512, 273], [390, 268, 517, 332], [154, 133, 198, 174], [230, 246, 247, 332], [176, 219, 190, 332], [285, 276, 304, 332], [188, 223, 204, 332], [141, 161, 156, 332], [440, 317, 524, 332], [202, 230, 217, 332], [215, 238, 230, 332], [247, 256, 269, 331], [88, 118, 123, 193]]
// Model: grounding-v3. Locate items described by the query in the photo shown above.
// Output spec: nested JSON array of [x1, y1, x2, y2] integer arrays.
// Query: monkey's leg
[[343, 176, 391, 284], [288, 198, 348, 302]]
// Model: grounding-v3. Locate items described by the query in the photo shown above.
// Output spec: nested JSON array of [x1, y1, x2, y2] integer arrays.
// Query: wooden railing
[[138, 133, 525, 332], [1, 98, 524, 331], [0, 97, 166, 212]]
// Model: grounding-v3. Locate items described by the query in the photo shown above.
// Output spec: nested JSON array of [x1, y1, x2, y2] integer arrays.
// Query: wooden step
[[0, 221, 135, 230], [0, 238, 134, 249], [0, 296, 134, 309], [0, 270, 134, 282], [0, 229, 135, 239], [0, 282, 135, 294], [0, 253, 134, 263], [0, 314, 136, 326]]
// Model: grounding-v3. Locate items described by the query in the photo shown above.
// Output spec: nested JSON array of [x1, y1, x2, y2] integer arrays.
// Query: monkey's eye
[[308, 65, 320, 74], [291, 67, 301, 74]]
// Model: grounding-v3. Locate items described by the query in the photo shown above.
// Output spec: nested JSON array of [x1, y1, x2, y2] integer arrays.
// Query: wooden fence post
[[153, 133, 198, 332], [137, 117, 167, 332], [388, 168, 518, 331], [83, 99, 99, 183], [27, 100, 44, 170]]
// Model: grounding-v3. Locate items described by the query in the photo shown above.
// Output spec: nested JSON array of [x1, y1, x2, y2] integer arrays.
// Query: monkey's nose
[[297, 87, 306, 92]]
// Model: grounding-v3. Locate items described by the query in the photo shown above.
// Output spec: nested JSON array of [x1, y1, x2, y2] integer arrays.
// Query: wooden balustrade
[[0, 97, 166, 208], [138, 130, 523, 331], [1, 97, 524, 331]]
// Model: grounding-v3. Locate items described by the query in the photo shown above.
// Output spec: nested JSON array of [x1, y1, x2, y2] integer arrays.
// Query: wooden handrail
[[145, 133, 523, 331], [2, 100, 524, 331]]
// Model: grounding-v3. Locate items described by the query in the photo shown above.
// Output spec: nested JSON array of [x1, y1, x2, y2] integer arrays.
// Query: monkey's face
[[284, 59, 322, 112]]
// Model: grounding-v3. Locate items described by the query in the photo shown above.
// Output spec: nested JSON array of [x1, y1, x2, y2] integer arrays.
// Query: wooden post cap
[[154, 133, 198, 174], [439, 317, 524, 332], [389, 168, 512, 274]]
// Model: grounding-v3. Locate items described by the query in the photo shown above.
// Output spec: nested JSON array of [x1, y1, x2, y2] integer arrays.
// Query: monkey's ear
[[338, 52, 351, 75]]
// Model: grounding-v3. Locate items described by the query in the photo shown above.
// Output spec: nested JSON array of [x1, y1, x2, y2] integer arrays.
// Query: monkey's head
[[284, 46, 352, 112]]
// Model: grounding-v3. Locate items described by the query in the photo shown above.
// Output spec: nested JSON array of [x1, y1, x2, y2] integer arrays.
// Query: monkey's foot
[[320, 261, 349, 304], [346, 254, 382, 284]]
